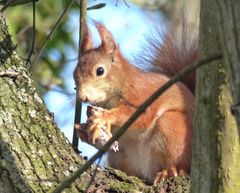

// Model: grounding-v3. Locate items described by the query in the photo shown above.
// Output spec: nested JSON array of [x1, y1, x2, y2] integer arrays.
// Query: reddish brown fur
[[81, 24, 93, 53], [138, 15, 198, 93], [74, 21, 196, 184]]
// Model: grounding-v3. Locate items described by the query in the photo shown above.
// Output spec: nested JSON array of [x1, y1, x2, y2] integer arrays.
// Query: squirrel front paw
[[87, 106, 113, 144], [76, 106, 119, 151]]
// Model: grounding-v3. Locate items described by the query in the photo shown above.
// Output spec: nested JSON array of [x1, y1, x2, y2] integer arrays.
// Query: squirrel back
[[138, 16, 198, 93]]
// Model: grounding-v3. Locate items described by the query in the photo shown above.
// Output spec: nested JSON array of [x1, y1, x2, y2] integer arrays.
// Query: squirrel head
[[74, 22, 123, 105]]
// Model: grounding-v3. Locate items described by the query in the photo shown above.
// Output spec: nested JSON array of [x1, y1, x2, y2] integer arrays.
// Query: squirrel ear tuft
[[81, 24, 93, 53], [95, 22, 117, 54]]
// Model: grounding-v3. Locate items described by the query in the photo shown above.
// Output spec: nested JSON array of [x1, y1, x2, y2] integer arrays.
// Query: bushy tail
[[138, 15, 198, 93]]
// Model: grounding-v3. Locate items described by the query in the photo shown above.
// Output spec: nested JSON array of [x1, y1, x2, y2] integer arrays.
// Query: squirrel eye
[[96, 67, 105, 76]]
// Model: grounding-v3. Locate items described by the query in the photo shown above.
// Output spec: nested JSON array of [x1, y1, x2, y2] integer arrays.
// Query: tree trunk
[[217, 0, 240, 130], [0, 15, 190, 193], [190, 0, 240, 193]]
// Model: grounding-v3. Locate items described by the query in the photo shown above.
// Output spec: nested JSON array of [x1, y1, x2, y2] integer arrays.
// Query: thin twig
[[0, 0, 38, 12], [71, 0, 87, 153], [115, 0, 130, 7], [29, 0, 75, 71], [26, 0, 36, 66], [51, 53, 222, 193], [123, 0, 130, 7]]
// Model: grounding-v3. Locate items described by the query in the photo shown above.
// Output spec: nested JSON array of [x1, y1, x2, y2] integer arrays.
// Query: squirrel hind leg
[[153, 167, 177, 185], [155, 110, 193, 170], [153, 167, 189, 185]]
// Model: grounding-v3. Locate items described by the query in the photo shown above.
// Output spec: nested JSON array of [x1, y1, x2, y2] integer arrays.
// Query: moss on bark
[[217, 0, 240, 130]]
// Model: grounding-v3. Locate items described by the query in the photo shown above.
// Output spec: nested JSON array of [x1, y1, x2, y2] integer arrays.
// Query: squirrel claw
[[169, 167, 178, 177], [154, 167, 179, 185], [88, 125, 101, 144], [87, 107, 112, 144], [88, 119, 111, 144], [154, 170, 168, 185]]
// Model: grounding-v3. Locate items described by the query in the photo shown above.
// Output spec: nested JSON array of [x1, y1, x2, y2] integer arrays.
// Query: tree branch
[[0, 0, 38, 12], [25, 0, 36, 66], [71, 0, 87, 153], [29, 0, 75, 71]]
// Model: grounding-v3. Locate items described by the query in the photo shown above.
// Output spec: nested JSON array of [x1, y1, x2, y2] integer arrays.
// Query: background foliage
[[4, 0, 78, 94]]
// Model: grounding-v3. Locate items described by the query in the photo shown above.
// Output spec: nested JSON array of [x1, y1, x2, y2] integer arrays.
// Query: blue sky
[[44, 1, 163, 161]]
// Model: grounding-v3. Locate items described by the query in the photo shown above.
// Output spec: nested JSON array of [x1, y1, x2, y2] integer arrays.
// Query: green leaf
[[87, 3, 106, 11]]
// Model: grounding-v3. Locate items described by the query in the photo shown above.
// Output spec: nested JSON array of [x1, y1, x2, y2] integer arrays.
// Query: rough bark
[[190, 0, 240, 193], [217, 0, 240, 130], [0, 16, 190, 193]]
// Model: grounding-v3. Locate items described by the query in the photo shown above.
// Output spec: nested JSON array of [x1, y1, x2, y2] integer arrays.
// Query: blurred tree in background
[[130, 0, 199, 34]]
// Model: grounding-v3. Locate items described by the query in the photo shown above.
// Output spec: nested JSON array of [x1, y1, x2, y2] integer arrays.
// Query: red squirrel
[[73, 20, 197, 185]]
